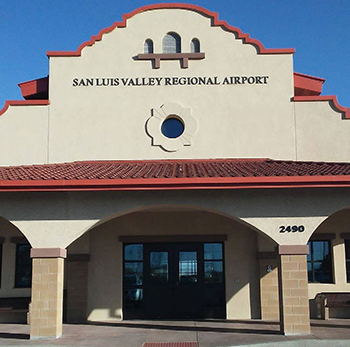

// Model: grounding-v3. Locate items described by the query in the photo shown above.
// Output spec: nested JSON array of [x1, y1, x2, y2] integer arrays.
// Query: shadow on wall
[[2, 188, 350, 222], [0, 216, 31, 324], [66, 209, 271, 322]]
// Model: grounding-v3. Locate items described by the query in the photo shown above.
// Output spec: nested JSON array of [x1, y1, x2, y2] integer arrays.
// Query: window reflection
[[204, 243, 222, 260], [125, 244, 143, 261], [124, 263, 143, 285], [204, 261, 223, 284], [345, 240, 350, 282], [179, 251, 197, 283], [307, 240, 332, 283], [150, 252, 169, 283], [15, 244, 32, 288], [124, 244, 144, 310]]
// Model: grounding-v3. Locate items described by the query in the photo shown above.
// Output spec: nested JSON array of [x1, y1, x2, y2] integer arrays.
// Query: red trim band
[[294, 72, 325, 96], [293, 72, 325, 83], [18, 76, 49, 100], [0, 175, 350, 192], [0, 100, 50, 116], [293, 95, 350, 119], [47, 3, 295, 57]]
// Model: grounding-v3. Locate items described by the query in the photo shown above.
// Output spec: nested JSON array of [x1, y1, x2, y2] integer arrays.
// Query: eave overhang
[[1, 159, 350, 192], [1, 175, 350, 192]]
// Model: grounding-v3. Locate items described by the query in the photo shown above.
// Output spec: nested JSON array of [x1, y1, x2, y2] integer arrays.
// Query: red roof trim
[[18, 76, 49, 100], [1, 159, 350, 191], [293, 95, 350, 119], [47, 3, 295, 57], [293, 72, 325, 83], [0, 100, 50, 116], [0, 175, 350, 192], [293, 72, 325, 96]]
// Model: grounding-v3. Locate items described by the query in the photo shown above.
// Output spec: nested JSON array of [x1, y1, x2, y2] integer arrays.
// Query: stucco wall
[[0, 188, 349, 249], [47, 8, 295, 162], [1, 8, 348, 165], [0, 105, 48, 166], [295, 101, 350, 162]]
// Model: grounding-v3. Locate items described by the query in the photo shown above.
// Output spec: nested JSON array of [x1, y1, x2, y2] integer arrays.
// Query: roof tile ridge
[[270, 159, 350, 166], [71, 158, 270, 164]]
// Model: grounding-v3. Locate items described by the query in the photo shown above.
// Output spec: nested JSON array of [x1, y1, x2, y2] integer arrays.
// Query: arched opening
[[307, 208, 350, 319], [66, 205, 277, 323], [143, 39, 154, 54], [162, 32, 181, 53], [0, 216, 31, 323], [190, 38, 200, 53]]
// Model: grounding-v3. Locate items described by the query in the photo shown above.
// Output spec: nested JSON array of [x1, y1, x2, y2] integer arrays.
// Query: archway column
[[30, 248, 66, 339], [278, 245, 310, 335]]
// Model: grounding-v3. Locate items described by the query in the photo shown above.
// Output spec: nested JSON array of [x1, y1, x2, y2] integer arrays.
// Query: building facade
[[0, 3, 350, 339]]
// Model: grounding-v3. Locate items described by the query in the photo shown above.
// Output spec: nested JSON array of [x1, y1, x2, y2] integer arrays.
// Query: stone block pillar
[[67, 254, 90, 323], [259, 252, 279, 321], [30, 248, 66, 339], [278, 245, 310, 335]]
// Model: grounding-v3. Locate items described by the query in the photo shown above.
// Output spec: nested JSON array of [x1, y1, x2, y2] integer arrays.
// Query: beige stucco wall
[[46, 8, 295, 162], [0, 188, 349, 249], [0, 105, 48, 166], [295, 101, 350, 162], [83, 211, 260, 321], [0, 8, 348, 165]]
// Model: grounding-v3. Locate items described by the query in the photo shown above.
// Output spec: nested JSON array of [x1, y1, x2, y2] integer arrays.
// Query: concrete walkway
[[0, 319, 349, 346]]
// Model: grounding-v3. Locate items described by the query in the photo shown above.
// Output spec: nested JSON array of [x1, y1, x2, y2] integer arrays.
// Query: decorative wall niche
[[146, 102, 198, 152], [138, 34, 204, 69]]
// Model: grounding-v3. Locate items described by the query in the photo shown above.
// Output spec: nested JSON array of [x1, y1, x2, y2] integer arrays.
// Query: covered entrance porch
[[0, 185, 334, 339], [123, 240, 226, 320], [68, 207, 263, 323]]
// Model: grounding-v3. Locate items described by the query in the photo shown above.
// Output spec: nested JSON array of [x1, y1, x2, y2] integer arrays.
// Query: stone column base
[[30, 248, 66, 339], [278, 245, 311, 335]]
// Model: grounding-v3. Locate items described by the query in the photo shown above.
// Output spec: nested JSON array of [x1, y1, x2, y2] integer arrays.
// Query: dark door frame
[[123, 240, 226, 319]]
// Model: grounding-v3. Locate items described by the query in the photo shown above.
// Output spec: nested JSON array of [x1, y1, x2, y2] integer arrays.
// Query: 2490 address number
[[279, 225, 305, 233]]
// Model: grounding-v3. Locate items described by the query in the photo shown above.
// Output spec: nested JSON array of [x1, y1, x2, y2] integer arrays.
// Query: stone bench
[[0, 297, 31, 323], [316, 292, 350, 320]]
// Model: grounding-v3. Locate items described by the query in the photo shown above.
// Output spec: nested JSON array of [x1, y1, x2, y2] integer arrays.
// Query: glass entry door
[[144, 243, 203, 319], [123, 242, 225, 319]]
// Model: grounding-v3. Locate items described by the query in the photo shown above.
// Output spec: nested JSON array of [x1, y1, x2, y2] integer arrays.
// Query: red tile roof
[[0, 159, 350, 180], [1, 159, 350, 191]]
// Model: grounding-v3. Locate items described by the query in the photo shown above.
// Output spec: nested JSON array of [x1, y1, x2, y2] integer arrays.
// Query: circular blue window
[[161, 117, 184, 138]]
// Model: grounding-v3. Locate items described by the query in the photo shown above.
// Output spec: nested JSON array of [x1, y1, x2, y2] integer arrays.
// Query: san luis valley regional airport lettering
[[72, 75, 269, 87]]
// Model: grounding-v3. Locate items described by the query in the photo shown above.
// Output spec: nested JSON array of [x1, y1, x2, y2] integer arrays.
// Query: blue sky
[[0, 1, 349, 108]]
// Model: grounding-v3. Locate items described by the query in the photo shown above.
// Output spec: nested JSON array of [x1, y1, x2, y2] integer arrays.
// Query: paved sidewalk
[[0, 319, 349, 346]]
